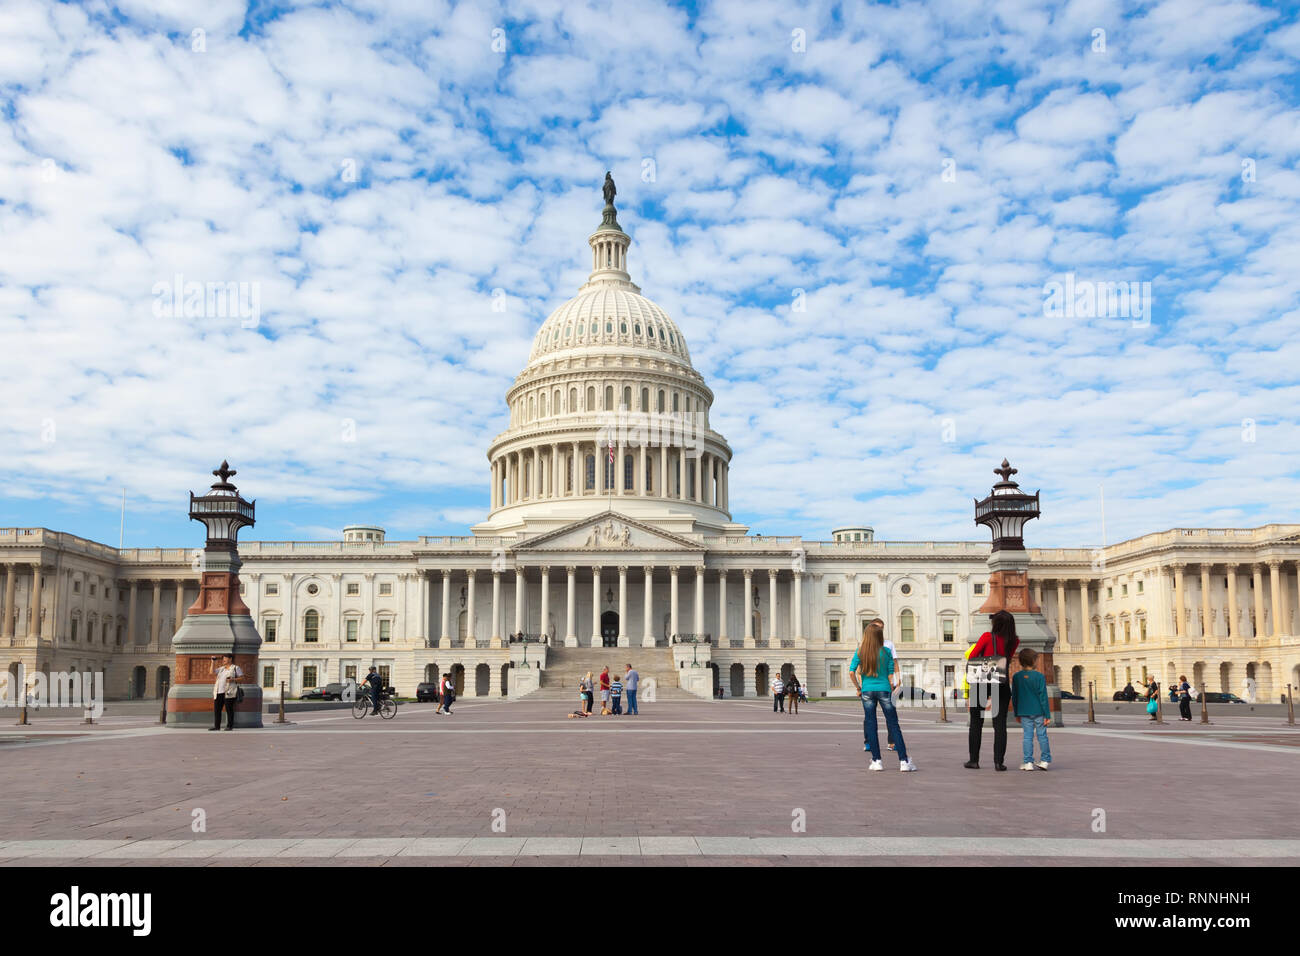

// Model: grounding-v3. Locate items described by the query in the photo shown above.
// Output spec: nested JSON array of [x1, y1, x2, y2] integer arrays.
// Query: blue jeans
[[1019, 716, 1051, 764], [626, 689, 638, 714], [861, 691, 908, 762]]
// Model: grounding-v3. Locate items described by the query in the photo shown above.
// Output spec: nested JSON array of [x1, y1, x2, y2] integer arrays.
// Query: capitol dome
[[473, 175, 744, 539]]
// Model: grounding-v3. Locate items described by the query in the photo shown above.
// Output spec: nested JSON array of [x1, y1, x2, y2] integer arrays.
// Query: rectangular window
[[828, 664, 843, 690], [941, 582, 953, 595], [346, 619, 358, 643], [379, 620, 391, 642], [378, 665, 391, 687], [943, 664, 955, 687], [1124, 620, 1131, 643], [1140, 619, 1147, 642], [1121, 584, 1128, 596], [266, 582, 279, 596], [302, 666, 318, 690], [1107, 587, 1113, 599], [263, 619, 277, 643], [1109, 623, 1115, 644], [860, 582, 871, 595], [585, 455, 595, 491], [262, 666, 275, 688], [73, 580, 81, 593], [827, 582, 839, 595], [71, 620, 79, 642], [828, 621, 841, 643], [942, 619, 954, 642], [347, 583, 360, 596], [624, 454, 633, 491], [1137, 580, 1144, 594], [1110, 667, 1116, 689], [974, 583, 985, 595], [345, 665, 357, 682], [379, 583, 392, 596], [89, 583, 96, 596]]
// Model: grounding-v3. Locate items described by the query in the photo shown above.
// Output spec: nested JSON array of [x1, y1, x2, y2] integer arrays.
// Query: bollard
[[1199, 685, 1211, 725], [84, 708, 94, 726], [159, 699, 167, 724], [1288, 684, 1295, 727], [16, 702, 29, 726], [938, 688, 949, 723], [277, 680, 287, 724], [1086, 681, 1096, 724]]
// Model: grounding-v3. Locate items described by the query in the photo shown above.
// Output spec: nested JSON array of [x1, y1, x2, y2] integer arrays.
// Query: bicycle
[[351, 691, 397, 720]]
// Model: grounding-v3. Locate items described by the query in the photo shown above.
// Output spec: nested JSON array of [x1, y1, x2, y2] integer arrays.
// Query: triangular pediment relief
[[515, 512, 704, 552]]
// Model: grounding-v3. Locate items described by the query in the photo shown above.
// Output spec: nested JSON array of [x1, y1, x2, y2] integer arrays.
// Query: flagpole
[[119, 487, 126, 549]]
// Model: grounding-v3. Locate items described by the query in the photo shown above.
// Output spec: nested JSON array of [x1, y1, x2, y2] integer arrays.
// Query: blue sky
[[2, 0, 1299, 549]]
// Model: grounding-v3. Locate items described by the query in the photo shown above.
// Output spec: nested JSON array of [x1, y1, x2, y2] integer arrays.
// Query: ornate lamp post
[[973, 459, 1061, 727], [165, 462, 264, 728]]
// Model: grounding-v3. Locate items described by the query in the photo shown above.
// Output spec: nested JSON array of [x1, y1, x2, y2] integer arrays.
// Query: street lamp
[[973, 459, 1040, 551]]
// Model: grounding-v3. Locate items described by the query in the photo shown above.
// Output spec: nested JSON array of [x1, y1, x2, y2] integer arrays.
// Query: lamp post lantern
[[165, 462, 264, 728]]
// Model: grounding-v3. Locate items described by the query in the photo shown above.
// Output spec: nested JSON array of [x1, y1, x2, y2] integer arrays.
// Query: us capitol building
[[4, 184, 1300, 704]]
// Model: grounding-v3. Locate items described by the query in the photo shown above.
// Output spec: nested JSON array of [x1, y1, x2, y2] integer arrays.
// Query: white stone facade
[[4, 206, 1300, 704]]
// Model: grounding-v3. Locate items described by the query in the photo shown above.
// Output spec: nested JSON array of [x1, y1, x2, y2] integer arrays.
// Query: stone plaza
[[2, 696, 1298, 866]]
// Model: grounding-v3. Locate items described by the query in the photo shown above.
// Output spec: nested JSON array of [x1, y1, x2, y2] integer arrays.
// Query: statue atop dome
[[600, 171, 621, 229]]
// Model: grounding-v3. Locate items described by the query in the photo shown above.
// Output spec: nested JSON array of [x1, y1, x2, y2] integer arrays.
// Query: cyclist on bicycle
[[362, 666, 383, 715]]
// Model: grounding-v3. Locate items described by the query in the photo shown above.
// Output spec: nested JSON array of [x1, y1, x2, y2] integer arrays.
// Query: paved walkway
[[2, 699, 1297, 865]]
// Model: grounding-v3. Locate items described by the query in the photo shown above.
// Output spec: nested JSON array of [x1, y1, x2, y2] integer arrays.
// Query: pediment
[[515, 512, 703, 553]]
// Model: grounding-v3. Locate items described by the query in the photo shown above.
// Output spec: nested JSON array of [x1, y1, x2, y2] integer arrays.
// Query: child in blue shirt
[[1011, 647, 1052, 770]]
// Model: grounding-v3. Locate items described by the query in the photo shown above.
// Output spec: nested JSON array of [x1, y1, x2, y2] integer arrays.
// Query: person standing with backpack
[[1178, 675, 1193, 721], [785, 673, 801, 715], [964, 610, 1019, 771], [771, 673, 785, 713]]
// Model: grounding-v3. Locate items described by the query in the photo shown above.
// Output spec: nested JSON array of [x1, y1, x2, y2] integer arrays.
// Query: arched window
[[605, 385, 613, 409], [540, 393, 547, 416], [569, 388, 577, 412], [672, 392, 680, 413], [554, 388, 560, 413], [623, 386, 631, 408], [657, 390, 665, 413], [528, 396, 535, 420], [586, 386, 595, 410], [641, 387, 649, 410], [304, 610, 320, 643], [899, 609, 915, 643]]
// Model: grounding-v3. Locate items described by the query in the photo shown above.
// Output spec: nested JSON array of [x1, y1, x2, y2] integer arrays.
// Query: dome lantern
[[587, 171, 632, 285]]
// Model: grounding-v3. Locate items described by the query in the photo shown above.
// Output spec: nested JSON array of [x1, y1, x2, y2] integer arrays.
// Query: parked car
[[321, 681, 356, 701], [1059, 689, 1083, 700], [896, 684, 936, 701], [299, 688, 324, 701], [1201, 692, 1247, 704], [416, 682, 441, 702]]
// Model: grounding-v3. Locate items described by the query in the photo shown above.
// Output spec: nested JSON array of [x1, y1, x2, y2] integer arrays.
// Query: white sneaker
[[1021, 762, 1035, 771], [1035, 761, 1050, 770], [868, 759, 884, 771], [899, 759, 917, 772]]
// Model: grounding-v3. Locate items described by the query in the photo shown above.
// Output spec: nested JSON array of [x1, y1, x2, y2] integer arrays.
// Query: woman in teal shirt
[[850, 622, 917, 772]]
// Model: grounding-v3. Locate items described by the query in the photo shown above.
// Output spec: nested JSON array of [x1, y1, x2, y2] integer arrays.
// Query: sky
[[1, 0, 1298, 549]]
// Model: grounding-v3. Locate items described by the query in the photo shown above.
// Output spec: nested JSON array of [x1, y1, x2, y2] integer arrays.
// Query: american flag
[[607, 438, 615, 464]]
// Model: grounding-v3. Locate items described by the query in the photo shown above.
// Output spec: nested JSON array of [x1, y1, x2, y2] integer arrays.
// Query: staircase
[[526, 645, 699, 701]]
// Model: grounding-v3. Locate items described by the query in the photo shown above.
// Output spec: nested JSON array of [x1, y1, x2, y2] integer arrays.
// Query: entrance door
[[601, 611, 619, 647]]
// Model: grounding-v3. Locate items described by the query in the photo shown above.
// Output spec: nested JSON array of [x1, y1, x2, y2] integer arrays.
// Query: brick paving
[[1, 698, 1298, 865]]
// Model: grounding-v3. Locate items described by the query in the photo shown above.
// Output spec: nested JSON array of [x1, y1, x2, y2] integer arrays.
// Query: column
[[1269, 560, 1283, 638], [490, 459, 498, 509], [1276, 560, 1291, 637], [491, 570, 502, 647], [768, 569, 778, 644], [702, 453, 711, 506], [669, 567, 680, 640], [1172, 564, 1187, 640], [514, 567, 525, 638], [149, 578, 161, 648], [466, 570, 477, 647], [1201, 564, 1213, 638], [173, 580, 186, 644], [539, 567, 550, 643], [572, 441, 580, 495], [659, 445, 668, 499], [718, 570, 728, 645], [1079, 579, 1090, 645], [591, 566, 602, 647], [618, 566, 628, 646], [1226, 565, 1239, 640], [694, 566, 704, 636], [616, 439, 624, 495], [127, 581, 138, 646], [565, 567, 577, 647], [743, 569, 754, 647], [1056, 580, 1068, 644], [1252, 564, 1265, 638], [533, 448, 541, 499], [638, 445, 646, 496], [677, 449, 685, 500], [552, 443, 560, 498], [793, 570, 803, 644], [958, 572, 971, 645], [642, 566, 655, 647], [2, 564, 14, 639], [693, 451, 702, 501], [417, 571, 429, 644], [440, 571, 451, 647], [24, 564, 41, 640]]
